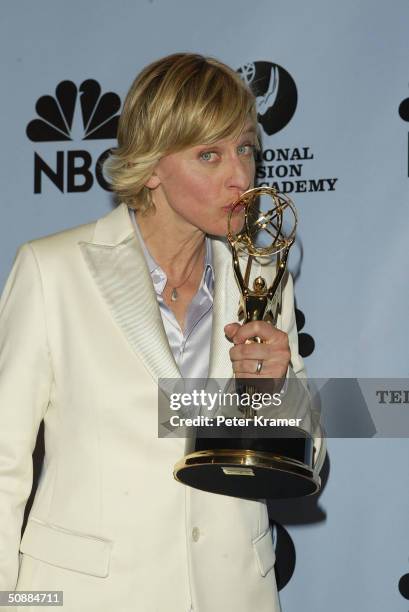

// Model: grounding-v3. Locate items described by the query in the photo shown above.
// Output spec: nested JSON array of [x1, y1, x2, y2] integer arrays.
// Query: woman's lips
[[222, 202, 245, 213]]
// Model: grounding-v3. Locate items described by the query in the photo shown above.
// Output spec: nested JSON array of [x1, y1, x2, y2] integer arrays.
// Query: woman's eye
[[237, 144, 255, 156], [199, 151, 218, 162]]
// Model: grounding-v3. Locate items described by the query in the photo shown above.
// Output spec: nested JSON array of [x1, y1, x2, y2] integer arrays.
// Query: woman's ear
[[145, 173, 161, 189]]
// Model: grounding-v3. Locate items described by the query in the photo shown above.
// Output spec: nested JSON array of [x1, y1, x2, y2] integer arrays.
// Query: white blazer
[[0, 203, 325, 612]]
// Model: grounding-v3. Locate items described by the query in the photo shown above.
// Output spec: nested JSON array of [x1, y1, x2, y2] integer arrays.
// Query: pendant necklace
[[169, 244, 205, 302]]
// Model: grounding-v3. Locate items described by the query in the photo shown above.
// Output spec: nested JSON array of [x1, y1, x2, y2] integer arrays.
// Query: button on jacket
[[0, 203, 325, 612]]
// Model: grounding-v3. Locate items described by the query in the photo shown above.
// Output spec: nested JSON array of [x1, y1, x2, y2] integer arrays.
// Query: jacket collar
[[90, 202, 135, 246]]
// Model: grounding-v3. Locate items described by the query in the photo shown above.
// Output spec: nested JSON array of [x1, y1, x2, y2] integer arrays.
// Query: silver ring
[[256, 360, 263, 374]]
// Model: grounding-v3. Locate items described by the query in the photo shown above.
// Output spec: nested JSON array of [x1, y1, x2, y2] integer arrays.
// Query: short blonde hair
[[104, 52, 258, 212]]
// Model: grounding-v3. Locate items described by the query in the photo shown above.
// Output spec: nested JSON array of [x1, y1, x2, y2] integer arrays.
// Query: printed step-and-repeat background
[[1, 1, 409, 610]]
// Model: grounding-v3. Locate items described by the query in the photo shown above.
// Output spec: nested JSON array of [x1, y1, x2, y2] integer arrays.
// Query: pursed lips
[[222, 202, 245, 213]]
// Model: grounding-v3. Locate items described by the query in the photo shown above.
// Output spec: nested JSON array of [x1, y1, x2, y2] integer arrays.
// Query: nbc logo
[[26, 80, 121, 193]]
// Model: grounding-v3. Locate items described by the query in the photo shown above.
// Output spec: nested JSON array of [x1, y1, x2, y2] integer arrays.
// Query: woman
[[0, 53, 325, 612]]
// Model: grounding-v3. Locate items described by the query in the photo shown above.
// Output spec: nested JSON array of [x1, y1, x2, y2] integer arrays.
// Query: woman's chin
[[207, 219, 245, 238], [192, 211, 245, 238]]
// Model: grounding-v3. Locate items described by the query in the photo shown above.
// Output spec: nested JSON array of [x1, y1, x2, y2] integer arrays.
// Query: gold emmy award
[[174, 187, 321, 499]]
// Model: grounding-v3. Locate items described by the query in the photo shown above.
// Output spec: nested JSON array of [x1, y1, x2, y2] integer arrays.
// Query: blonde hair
[[103, 52, 258, 212]]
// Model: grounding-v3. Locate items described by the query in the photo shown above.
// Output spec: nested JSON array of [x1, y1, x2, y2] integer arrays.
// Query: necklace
[[168, 243, 205, 302]]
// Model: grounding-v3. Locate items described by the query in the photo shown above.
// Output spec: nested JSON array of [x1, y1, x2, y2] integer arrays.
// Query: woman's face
[[146, 123, 257, 237]]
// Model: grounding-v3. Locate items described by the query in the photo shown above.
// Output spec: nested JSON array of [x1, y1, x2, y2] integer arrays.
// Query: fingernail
[[224, 324, 233, 341]]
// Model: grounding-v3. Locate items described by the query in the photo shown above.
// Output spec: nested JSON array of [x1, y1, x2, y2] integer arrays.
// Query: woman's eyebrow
[[239, 127, 257, 138]]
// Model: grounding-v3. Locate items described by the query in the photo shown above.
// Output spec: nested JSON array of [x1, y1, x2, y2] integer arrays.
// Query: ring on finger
[[256, 360, 263, 374]]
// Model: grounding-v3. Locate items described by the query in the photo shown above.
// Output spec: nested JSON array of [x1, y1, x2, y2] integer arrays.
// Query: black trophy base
[[174, 450, 319, 499], [173, 429, 320, 499]]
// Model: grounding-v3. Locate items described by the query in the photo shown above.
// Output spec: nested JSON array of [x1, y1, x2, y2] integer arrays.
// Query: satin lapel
[[78, 204, 180, 383], [207, 239, 239, 380]]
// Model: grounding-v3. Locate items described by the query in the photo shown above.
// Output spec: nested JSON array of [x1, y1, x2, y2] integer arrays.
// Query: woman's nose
[[226, 158, 252, 192]]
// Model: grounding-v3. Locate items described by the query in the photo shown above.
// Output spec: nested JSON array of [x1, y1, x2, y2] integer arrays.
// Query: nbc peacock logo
[[26, 80, 121, 193]]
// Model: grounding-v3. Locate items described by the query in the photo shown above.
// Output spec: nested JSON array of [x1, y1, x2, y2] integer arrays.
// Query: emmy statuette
[[173, 187, 321, 499]]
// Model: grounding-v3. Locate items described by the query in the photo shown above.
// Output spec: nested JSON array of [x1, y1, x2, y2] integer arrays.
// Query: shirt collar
[[128, 207, 214, 296]]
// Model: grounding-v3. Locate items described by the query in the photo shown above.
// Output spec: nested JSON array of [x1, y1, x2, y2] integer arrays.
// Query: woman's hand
[[224, 321, 290, 381]]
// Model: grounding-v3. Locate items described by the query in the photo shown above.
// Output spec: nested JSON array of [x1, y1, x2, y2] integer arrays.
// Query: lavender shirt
[[129, 208, 214, 379]]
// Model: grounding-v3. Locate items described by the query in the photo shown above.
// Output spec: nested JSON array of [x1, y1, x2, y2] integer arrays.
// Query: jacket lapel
[[78, 203, 180, 382]]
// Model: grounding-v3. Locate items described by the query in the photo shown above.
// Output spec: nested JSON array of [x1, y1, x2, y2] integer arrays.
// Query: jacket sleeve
[[0, 242, 53, 589], [280, 272, 327, 474]]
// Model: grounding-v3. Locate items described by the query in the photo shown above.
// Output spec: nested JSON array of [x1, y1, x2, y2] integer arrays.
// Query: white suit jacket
[[0, 202, 325, 612]]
